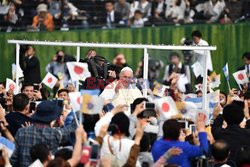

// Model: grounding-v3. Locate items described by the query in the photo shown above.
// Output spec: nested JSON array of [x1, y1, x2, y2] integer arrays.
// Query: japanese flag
[[42, 72, 58, 89], [233, 70, 249, 85], [6, 78, 16, 92], [154, 96, 179, 119], [69, 92, 81, 112], [67, 62, 91, 81]]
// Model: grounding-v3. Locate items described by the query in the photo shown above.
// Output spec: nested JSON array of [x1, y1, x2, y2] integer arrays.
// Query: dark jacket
[[100, 11, 122, 26], [211, 114, 250, 160], [20, 55, 41, 84], [5, 111, 33, 137]]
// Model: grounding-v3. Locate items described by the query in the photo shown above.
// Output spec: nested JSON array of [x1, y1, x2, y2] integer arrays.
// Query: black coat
[[5, 112, 33, 137], [20, 55, 41, 84], [212, 114, 250, 161], [100, 11, 122, 26]]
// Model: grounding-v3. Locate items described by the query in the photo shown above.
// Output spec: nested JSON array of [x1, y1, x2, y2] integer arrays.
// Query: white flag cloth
[[69, 92, 81, 112], [177, 74, 189, 92], [233, 70, 249, 85], [6, 78, 16, 92], [66, 62, 91, 81], [154, 96, 179, 119], [69, 92, 82, 112], [12, 63, 23, 80], [42, 72, 58, 89], [209, 74, 221, 89], [191, 61, 203, 78]]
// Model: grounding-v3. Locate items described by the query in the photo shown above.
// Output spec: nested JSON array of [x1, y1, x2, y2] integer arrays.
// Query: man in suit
[[238, 52, 250, 78], [20, 45, 41, 84], [101, 0, 122, 28]]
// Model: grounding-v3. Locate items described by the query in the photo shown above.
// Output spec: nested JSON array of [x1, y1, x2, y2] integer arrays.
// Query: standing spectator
[[151, 113, 209, 167], [238, 52, 250, 79], [5, 93, 33, 137], [163, 52, 191, 91], [192, 30, 213, 72], [115, 0, 130, 21], [211, 103, 250, 161], [19, 45, 41, 84], [101, 0, 123, 28], [46, 50, 70, 87], [31, 3, 55, 31], [10, 100, 77, 167], [211, 140, 236, 166]]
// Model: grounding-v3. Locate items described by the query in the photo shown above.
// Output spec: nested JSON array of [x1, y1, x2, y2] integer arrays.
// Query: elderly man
[[100, 67, 143, 115]]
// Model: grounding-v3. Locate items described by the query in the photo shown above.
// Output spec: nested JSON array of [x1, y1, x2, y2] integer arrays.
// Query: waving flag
[[209, 72, 221, 88], [233, 70, 249, 85], [42, 72, 58, 89], [154, 96, 179, 119], [223, 63, 229, 81], [177, 74, 189, 93], [191, 61, 203, 78], [81, 89, 103, 115], [6, 78, 16, 92], [69, 92, 81, 112], [152, 82, 169, 97], [67, 62, 91, 81]]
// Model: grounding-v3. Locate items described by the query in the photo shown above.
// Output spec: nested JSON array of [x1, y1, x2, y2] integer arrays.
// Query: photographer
[[46, 50, 75, 87]]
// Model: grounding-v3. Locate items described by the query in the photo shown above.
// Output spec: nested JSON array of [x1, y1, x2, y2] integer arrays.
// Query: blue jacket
[[151, 132, 209, 167]]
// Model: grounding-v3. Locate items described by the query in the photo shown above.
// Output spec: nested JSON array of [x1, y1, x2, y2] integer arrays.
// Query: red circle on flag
[[238, 74, 244, 80], [9, 84, 15, 90], [162, 102, 170, 112], [74, 66, 84, 75], [77, 97, 81, 104], [47, 77, 53, 83]]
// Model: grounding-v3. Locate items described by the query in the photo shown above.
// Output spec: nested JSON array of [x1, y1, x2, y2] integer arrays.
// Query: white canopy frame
[[8, 39, 216, 112]]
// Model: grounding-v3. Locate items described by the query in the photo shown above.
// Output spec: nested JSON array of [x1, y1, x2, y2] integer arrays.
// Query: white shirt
[[193, 39, 213, 71], [107, 10, 115, 23]]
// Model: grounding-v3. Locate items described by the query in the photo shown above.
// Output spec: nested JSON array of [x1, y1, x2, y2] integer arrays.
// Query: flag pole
[[226, 80, 231, 91]]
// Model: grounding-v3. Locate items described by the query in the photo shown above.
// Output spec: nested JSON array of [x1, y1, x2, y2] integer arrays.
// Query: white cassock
[[100, 81, 143, 115], [193, 39, 213, 72]]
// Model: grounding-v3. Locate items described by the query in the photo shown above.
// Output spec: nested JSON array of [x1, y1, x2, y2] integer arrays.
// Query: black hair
[[169, 52, 180, 60], [30, 143, 50, 163], [57, 89, 69, 96], [46, 158, 68, 167], [26, 45, 35, 51], [13, 93, 29, 112], [131, 97, 148, 113], [134, 10, 143, 15], [109, 112, 130, 137], [242, 52, 250, 60], [244, 91, 250, 100], [236, 146, 250, 165], [55, 148, 73, 160], [105, 0, 114, 4], [192, 30, 202, 38], [163, 119, 181, 140], [211, 140, 230, 162], [21, 83, 34, 92], [223, 103, 244, 125]]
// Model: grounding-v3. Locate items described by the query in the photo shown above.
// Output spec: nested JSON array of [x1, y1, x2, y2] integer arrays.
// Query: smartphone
[[144, 102, 155, 109], [90, 144, 100, 165], [178, 120, 188, 129], [80, 146, 91, 164], [142, 109, 157, 118], [189, 124, 196, 133], [29, 102, 36, 113], [33, 84, 39, 91]]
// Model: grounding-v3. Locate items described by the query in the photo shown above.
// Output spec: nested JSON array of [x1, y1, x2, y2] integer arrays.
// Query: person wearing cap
[[10, 100, 77, 167], [31, 3, 54, 31], [100, 66, 143, 115]]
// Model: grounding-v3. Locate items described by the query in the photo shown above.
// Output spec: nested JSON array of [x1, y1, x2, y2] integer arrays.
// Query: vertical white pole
[[143, 48, 148, 97], [15, 43, 20, 94], [76, 46, 80, 92], [202, 50, 208, 123]]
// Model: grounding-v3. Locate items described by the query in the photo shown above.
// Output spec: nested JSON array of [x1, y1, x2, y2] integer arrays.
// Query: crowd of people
[[0, 30, 250, 167], [0, 0, 250, 32]]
